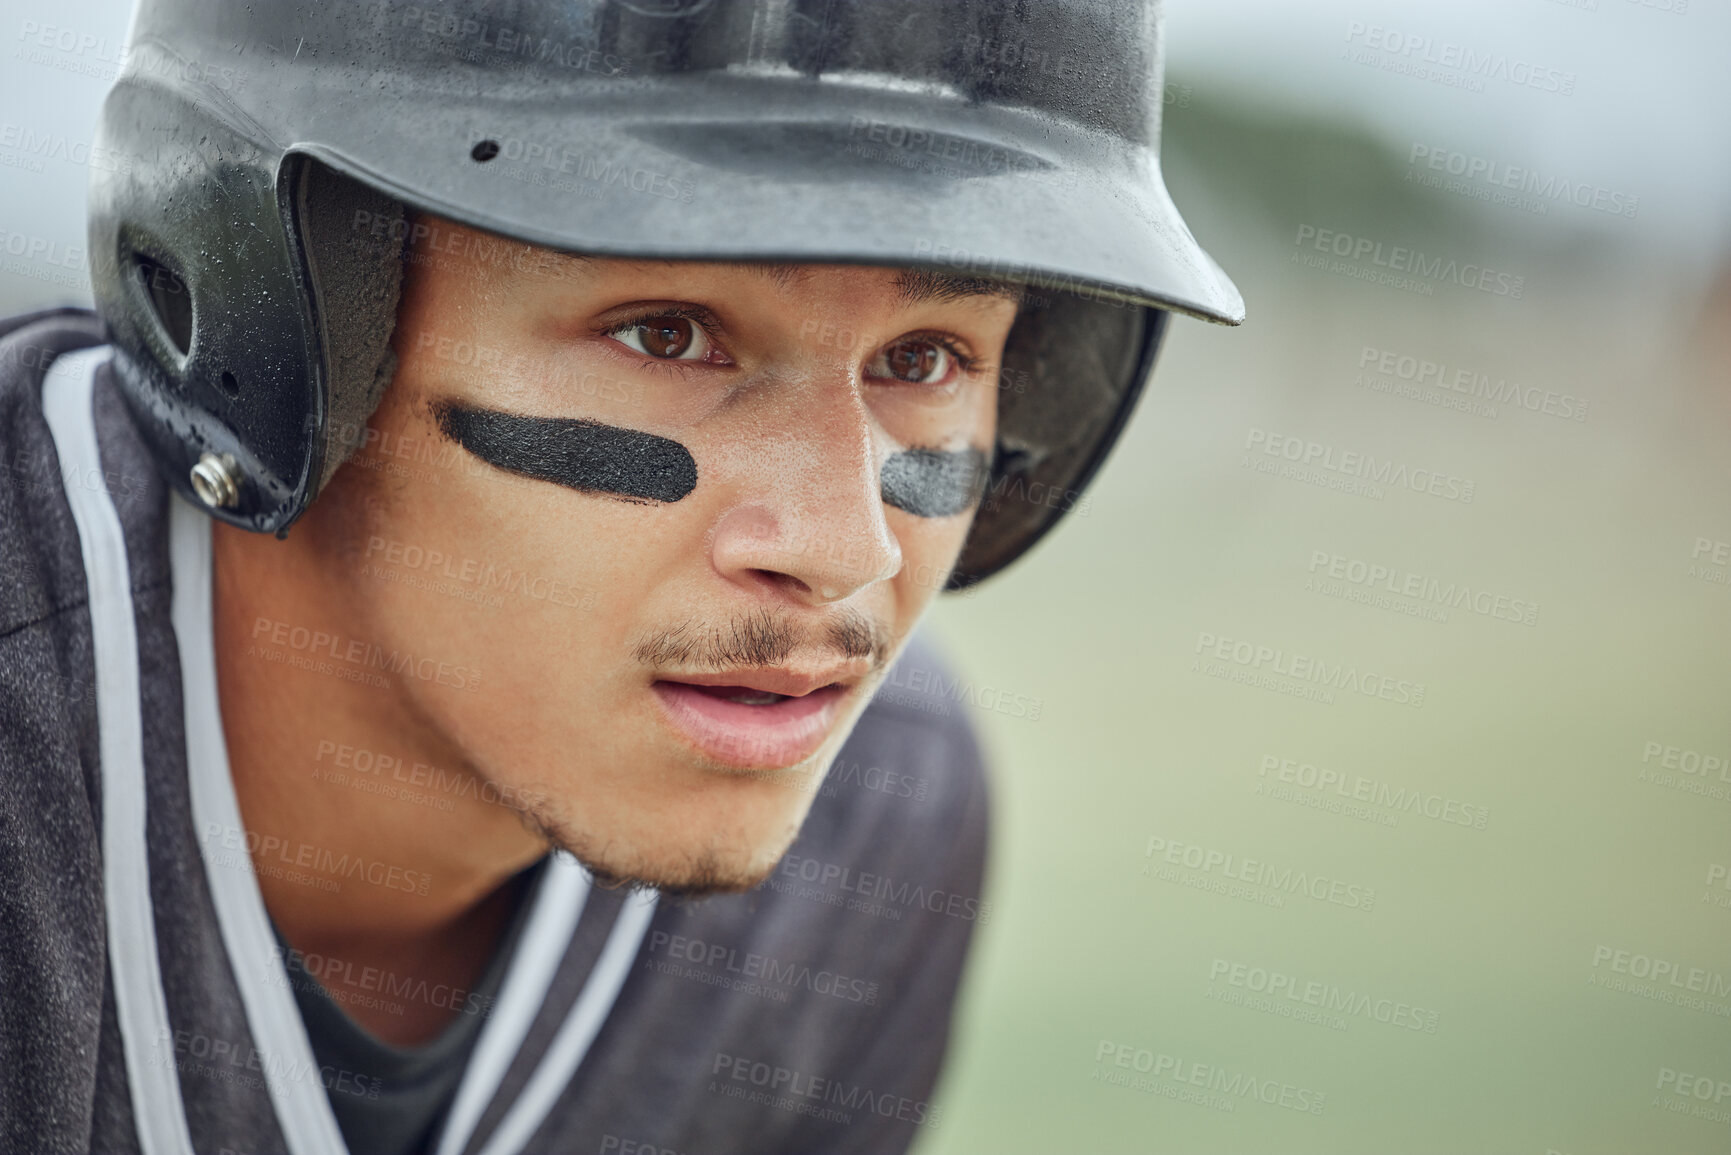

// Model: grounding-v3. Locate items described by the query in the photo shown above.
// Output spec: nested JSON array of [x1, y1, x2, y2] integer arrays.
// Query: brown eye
[[609, 313, 719, 362], [875, 338, 950, 384], [635, 315, 693, 358]]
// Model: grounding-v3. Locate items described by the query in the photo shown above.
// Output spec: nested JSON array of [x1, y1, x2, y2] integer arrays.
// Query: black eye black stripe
[[880, 447, 989, 518], [436, 401, 984, 519], [433, 401, 698, 503]]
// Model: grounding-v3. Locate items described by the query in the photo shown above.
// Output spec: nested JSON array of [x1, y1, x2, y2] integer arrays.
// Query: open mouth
[[685, 685, 792, 706], [651, 679, 851, 769]]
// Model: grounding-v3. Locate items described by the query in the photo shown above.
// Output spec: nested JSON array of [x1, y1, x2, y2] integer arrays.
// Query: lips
[[651, 677, 852, 769], [699, 686, 788, 706]]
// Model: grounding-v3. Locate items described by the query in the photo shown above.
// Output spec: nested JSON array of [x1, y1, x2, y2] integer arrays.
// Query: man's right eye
[[610, 315, 710, 360]]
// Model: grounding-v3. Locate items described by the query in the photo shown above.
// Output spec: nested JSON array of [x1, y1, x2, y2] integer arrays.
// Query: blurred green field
[[918, 87, 1731, 1155]]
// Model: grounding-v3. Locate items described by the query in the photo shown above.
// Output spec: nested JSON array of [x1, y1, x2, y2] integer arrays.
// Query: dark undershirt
[[272, 856, 550, 1155]]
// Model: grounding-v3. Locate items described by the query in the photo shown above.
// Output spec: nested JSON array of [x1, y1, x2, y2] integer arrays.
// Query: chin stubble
[[511, 787, 798, 899]]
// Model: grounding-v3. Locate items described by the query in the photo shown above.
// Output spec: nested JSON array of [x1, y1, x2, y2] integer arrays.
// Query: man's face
[[302, 216, 1017, 894]]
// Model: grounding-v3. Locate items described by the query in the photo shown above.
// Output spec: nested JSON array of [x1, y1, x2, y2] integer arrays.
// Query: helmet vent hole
[[133, 255, 192, 358], [219, 370, 240, 398], [470, 139, 500, 163]]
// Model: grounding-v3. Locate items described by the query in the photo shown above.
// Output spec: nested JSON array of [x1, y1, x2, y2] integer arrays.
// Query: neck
[[210, 515, 548, 1042]]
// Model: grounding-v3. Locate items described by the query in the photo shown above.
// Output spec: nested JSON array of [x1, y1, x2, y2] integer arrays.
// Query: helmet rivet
[[189, 452, 242, 509]]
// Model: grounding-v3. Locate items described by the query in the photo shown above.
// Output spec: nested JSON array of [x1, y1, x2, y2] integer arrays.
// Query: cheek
[[888, 508, 975, 603]]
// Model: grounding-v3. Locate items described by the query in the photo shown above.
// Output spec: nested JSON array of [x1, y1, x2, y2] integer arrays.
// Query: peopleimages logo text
[[248, 616, 482, 692], [1208, 958, 1440, 1032], [1307, 550, 1539, 627], [1246, 427, 1474, 504], [775, 854, 989, 923], [1145, 835, 1377, 911], [1343, 22, 1576, 95], [1295, 226, 1526, 298], [710, 1052, 939, 1128], [1258, 754, 1491, 830], [1093, 1040, 1327, 1115], [1408, 144, 1638, 219], [1195, 629, 1427, 708]]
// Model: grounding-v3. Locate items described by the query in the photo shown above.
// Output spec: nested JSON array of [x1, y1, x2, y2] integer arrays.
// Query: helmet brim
[[273, 70, 1243, 324]]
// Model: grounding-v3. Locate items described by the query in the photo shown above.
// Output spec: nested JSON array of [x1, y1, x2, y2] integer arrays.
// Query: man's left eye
[[868, 338, 953, 385], [610, 315, 711, 360]]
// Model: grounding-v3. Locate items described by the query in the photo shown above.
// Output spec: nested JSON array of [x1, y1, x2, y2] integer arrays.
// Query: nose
[[708, 377, 901, 606]]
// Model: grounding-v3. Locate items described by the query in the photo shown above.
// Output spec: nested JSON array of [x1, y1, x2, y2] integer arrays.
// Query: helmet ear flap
[[92, 110, 410, 531], [91, 81, 323, 531], [291, 158, 409, 496], [953, 297, 1165, 585]]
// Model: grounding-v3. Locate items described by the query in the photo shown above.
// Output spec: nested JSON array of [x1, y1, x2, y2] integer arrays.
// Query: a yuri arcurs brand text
[[770, 854, 990, 924], [1193, 630, 1427, 709], [1638, 739, 1731, 804], [644, 931, 880, 1007], [199, 821, 433, 897], [1256, 754, 1490, 831], [1589, 945, 1731, 1018], [247, 616, 482, 692], [1207, 957, 1441, 1033], [708, 1051, 940, 1129], [1306, 549, 1539, 627], [1244, 427, 1475, 505], [1406, 144, 1638, 219], [1293, 225, 1527, 299], [1341, 21, 1576, 96], [1092, 1040, 1327, 1116], [1355, 345, 1587, 423], [1142, 835, 1377, 912], [312, 739, 547, 813], [1653, 1067, 1731, 1126]]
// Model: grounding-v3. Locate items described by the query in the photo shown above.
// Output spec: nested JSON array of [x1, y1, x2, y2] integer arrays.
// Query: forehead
[[409, 216, 1023, 307]]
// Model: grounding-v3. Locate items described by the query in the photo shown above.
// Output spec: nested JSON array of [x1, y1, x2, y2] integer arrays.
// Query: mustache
[[631, 607, 892, 673]]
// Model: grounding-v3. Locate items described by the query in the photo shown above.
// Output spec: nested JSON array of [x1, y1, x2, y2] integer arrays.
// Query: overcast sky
[[1165, 0, 1731, 255]]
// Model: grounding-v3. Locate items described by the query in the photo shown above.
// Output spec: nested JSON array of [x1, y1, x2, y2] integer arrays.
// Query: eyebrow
[[743, 262, 807, 290], [551, 254, 1021, 305], [732, 264, 1022, 306], [893, 268, 1024, 307]]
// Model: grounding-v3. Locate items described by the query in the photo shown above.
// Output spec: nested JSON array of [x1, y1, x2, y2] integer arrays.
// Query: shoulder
[[0, 308, 116, 1151], [0, 308, 107, 638], [0, 311, 169, 614]]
